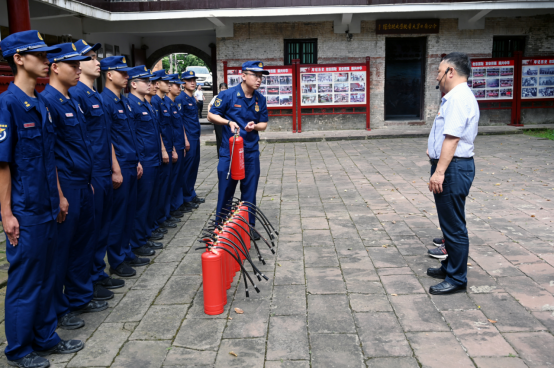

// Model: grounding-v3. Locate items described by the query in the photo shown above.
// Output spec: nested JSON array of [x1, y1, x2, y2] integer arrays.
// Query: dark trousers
[[4, 221, 61, 360], [182, 138, 200, 202], [197, 101, 204, 118], [91, 174, 113, 284], [170, 149, 184, 211], [130, 166, 159, 249], [216, 150, 260, 227], [156, 159, 172, 225], [432, 157, 475, 287], [214, 124, 223, 158]]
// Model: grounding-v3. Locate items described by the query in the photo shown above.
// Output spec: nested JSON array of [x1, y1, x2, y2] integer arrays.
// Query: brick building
[[1, 0, 553, 131]]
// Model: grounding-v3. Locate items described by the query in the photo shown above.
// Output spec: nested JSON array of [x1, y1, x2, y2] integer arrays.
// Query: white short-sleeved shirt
[[194, 90, 204, 101], [428, 82, 480, 159]]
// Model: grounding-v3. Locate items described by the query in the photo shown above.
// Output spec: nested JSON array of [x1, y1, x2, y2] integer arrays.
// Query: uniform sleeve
[[209, 90, 229, 117], [443, 96, 470, 138], [258, 95, 269, 123], [0, 101, 15, 163]]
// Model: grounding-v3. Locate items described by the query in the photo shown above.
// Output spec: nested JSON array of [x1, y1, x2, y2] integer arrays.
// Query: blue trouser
[[170, 149, 184, 211], [91, 174, 113, 284], [156, 160, 172, 226], [54, 183, 96, 317], [216, 150, 260, 227], [432, 157, 475, 287], [182, 138, 200, 202], [107, 166, 138, 269], [131, 165, 159, 249], [4, 221, 61, 360]]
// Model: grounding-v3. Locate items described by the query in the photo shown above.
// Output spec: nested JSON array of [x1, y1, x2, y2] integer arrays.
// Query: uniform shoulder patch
[[214, 98, 222, 107], [0, 124, 8, 143]]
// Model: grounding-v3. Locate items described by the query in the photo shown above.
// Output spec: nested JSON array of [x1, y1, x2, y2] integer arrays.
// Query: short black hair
[[6, 56, 18, 76], [442, 52, 471, 79], [219, 82, 228, 90]]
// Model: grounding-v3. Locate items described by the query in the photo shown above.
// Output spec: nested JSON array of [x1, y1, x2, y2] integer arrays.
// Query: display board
[[226, 67, 294, 107], [521, 58, 554, 99], [299, 64, 367, 106], [468, 59, 514, 100]]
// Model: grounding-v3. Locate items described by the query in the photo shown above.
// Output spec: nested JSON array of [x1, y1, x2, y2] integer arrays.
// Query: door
[[385, 37, 427, 120]]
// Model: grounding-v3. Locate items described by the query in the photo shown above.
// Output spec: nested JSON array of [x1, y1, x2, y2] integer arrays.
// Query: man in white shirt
[[194, 85, 205, 119], [426, 52, 479, 295]]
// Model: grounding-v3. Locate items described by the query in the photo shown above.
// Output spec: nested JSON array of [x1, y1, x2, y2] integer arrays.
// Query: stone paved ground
[[1, 133, 554, 368]]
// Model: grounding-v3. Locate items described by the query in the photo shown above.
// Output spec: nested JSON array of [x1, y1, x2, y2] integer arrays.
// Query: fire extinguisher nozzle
[[245, 290, 250, 298], [270, 249, 276, 255], [254, 286, 260, 293], [256, 274, 262, 282], [262, 274, 269, 281]]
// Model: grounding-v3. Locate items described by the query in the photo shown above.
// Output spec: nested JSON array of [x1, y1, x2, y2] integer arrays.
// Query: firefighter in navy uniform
[[207, 61, 269, 239]]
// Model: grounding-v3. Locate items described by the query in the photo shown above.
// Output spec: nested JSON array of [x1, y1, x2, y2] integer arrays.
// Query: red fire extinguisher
[[201, 245, 225, 315], [238, 205, 251, 250], [227, 129, 245, 180]]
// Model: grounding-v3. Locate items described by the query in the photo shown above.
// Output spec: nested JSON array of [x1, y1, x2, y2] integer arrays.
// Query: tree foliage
[[162, 54, 209, 74]]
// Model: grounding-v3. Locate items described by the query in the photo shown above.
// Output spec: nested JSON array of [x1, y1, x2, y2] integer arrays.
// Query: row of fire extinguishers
[[197, 129, 279, 315]]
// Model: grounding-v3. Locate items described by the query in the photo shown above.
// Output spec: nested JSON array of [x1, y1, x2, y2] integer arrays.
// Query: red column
[[223, 61, 228, 88], [512, 51, 523, 126], [365, 57, 371, 131], [8, 0, 31, 34], [292, 59, 298, 133]]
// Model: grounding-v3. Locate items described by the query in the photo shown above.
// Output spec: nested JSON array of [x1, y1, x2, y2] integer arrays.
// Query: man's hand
[[57, 196, 69, 223], [183, 149, 187, 158], [229, 121, 240, 134], [245, 121, 256, 132], [172, 150, 178, 163], [429, 170, 445, 194], [426, 148, 430, 159], [162, 150, 169, 164], [2, 212, 20, 246], [91, 184, 95, 195], [137, 162, 143, 179], [112, 170, 123, 189]]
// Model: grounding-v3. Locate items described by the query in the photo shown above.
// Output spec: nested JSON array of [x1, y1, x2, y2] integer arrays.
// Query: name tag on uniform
[[234, 104, 241, 107], [65, 113, 74, 117], [24, 123, 35, 128], [142, 112, 148, 115], [92, 105, 100, 109], [189, 104, 193, 106], [118, 110, 124, 113], [163, 110, 167, 113]]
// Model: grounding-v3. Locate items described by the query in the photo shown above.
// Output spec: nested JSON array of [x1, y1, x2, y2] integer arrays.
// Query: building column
[[209, 43, 217, 94], [7, 0, 31, 34]]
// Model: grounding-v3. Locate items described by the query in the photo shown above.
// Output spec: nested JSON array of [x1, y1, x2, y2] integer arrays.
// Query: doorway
[[384, 37, 427, 120]]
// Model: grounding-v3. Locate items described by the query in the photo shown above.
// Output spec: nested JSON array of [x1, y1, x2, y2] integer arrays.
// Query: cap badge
[[72, 44, 77, 51], [83, 41, 88, 45], [258, 63, 263, 67], [165, 71, 168, 74], [122, 57, 126, 63], [38, 32, 43, 41], [144, 66, 147, 71], [190, 71, 193, 75]]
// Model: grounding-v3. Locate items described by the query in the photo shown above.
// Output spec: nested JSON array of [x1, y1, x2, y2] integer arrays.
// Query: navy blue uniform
[[153, 95, 174, 223], [164, 96, 186, 211], [176, 92, 200, 203], [70, 81, 114, 285], [42, 85, 96, 318], [127, 94, 161, 250], [0, 83, 61, 360], [102, 88, 139, 268], [210, 83, 268, 226]]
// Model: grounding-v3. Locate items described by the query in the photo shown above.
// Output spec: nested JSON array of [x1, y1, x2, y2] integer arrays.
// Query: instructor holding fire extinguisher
[[208, 61, 269, 240]]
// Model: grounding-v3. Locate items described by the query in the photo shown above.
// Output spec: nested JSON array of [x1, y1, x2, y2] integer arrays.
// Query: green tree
[[162, 53, 209, 74]]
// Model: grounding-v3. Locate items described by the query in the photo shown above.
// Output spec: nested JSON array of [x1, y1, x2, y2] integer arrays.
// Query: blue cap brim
[[80, 43, 101, 55], [244, 68, 270, 75], [133, 74, 154, 79], [182, 76, 197, 80], [170, 80, 184, 84], [33, 45, 63, 54], [101, 66, 133, 72]]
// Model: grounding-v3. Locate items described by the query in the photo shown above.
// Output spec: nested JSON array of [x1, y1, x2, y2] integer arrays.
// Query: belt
[[429, 156, 473, 165]]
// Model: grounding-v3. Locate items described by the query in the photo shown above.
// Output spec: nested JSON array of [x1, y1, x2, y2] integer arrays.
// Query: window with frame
[[492, 36, 526, 58], [284, 39, 317, 65]]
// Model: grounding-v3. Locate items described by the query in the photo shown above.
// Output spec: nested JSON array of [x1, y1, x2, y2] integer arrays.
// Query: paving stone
[[155, 275, 202, 305], [223, 298, 270, 338], [308, 294, 356, 334], [163, 347, 217, 367], [304, 247, 339, 267], [406, 332, 475, 368], [112, 340, 171, 368], [274, 260, 304, 285], [105, 289, 159, 323], [366, 357, 419, 368], [130, 305, 186, 340], [69, 323, 131, 367], [354, 312, 413, 357], [214, 338, 265, 368], [442, 310, 514, 357], [381, 274, 426, 294], [472, 357, 528, 368], [497, 275, 554, 311], [390, 294, 449, 332], [174, 318, 227, 350], [348, 293, 392, 312], [310, 333, 364, 368], [306, 267, 346, 294], [266, 315, 309, 361], [264, 360, 310, 368], [503, 332, 554, 367], [367, 247, 408, 268], [132, 262, 177, 289], [271, 285, 307, 316]]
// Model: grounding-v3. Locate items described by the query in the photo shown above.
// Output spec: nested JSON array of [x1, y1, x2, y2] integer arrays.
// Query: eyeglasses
[[244, 72, 263, 80]]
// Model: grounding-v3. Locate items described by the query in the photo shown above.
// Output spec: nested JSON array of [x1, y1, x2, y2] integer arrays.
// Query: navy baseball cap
[[168, 73, 184, 84], [182, 70, 197, 80], [100, 56, 133, 72], [1, 30, 62, 58], [128, 65, 154, 80], [47, 43, 91, 64], [242, 60, 270, 75], [74, 39, 101, 55], [150, 69, 171, 81]]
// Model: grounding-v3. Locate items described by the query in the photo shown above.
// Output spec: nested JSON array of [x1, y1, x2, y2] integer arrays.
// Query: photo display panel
[[299, 65, 367, 106], [469, 59, 514, 100], [521, 58, 554, 99], [227, 67, 294, 107]]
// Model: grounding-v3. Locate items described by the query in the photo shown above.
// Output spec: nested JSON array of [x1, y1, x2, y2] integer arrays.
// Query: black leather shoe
[[37, 340, 84, 356], [427, 267, 447, 279], [97, 277, 125, 289], [429, 281, 467, 295], [192, 196, 205, 204], [110, 263, 136, 278], [148, 232, 164, 241], [155, 227, 168, 234], [58, 312, 84, 330], [147, 240, 163, 250], [170, 210, 184, 217], [93, 284, 114, 301], [182, 201, 199, 209], [162, 221, 178, 228], [8, 352, 50, 368], [76, 300, 108, 314], [128, 256, 150, 267], [133, 245, 155, 256]]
